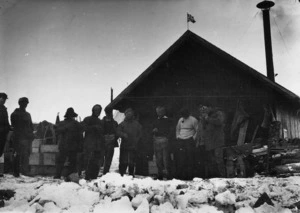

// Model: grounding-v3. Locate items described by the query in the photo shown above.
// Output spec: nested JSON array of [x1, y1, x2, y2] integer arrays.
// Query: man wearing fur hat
[[10, 97, 34, 176], [54, 107, 83, 179], [117, 108, 142, 177]]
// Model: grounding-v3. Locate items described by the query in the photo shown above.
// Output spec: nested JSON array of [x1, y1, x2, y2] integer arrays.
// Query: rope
[[233, 11, 259, 52], [272, 16, 292, 59]]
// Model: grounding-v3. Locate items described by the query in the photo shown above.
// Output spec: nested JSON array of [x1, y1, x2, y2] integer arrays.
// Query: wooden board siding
[[277, 102, 300, 139]]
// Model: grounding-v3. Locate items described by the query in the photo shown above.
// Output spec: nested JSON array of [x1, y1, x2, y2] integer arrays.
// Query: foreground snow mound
[[0, 173, 299, 212]]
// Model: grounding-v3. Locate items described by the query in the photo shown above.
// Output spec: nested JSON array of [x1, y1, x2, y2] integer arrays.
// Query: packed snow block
[[32, 147, 39, 153], [32, 139, 42, 148], [40, 145, 59, 153], [29, 153, 43, 165], [29, 165, 43, 175], [31, 139, 42, 153], [43, 166, 56, 175], [30, 165, 56, 176], [43, 153, 56, 166]]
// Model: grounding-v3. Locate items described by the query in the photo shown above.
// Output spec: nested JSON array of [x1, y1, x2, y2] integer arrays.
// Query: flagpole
[[187, 12, 189, 30]]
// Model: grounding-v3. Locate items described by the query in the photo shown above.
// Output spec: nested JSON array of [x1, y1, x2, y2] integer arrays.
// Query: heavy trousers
[[85, 150, 104, 180], [103, 143, 115, 174], [154, 136, 170, 179], [55, 150, 78, 178], [174, 138, 195, 180], [0, 135, 6, 157], [194, 145, 206, 178], [119, 148, 136, 176], [135, 151, 149, 176], [206, 147, 226, 178], [13, 139, 31, 176]]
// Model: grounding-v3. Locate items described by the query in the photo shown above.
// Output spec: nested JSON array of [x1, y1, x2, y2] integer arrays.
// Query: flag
[[187, 13, 196, 23]]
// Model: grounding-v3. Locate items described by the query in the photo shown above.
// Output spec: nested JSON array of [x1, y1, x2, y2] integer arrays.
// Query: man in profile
[[0, 93, 10, 159]]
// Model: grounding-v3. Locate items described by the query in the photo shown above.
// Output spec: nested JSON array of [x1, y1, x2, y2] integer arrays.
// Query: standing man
[[194, 105, 209, 178], [152, 106, 172, 180], [54, 107, 83, 179], [10, 97, 34, 176], [0, 93, 10, 158], [203, 107, 226, 178], [81, 104, 104, 180], [102, 107, 118, 175], [117, 108, 142, 177], [175, 107, 198, 180]]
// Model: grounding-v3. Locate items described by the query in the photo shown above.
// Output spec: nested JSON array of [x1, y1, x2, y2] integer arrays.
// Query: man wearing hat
[[54, 107, 83, 179], [10, 97, 34, 176], [0, 93, 10, 158]]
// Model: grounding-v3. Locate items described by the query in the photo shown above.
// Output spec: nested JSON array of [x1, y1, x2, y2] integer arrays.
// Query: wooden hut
[[106, 30, 300, 175]]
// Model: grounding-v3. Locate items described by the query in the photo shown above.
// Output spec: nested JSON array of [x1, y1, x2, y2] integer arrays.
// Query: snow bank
[[1, 173, 300, 212]]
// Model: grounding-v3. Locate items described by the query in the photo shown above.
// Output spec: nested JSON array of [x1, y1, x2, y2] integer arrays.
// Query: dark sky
[[1, 0, 299, 122]]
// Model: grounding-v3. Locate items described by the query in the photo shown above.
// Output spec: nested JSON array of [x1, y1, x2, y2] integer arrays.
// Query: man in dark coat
[[54, 107, 83, 179], [81, 104, 104, 180], [152, 106, 172, 180], [194, 105, 209, 178], [117, 108, 142, 177], [203, 107, 226, 178], [10, 97, 34, 176], [102, 107, 118, 175], [0, 93, 10, 158]]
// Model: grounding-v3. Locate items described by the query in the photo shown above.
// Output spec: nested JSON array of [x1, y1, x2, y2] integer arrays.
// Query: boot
[[119, 164, 127, 176], [129, 165, 135, 177], [12, 152, 20, 177]]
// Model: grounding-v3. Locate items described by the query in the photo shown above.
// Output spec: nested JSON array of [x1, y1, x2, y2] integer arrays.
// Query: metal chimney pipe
[[257, 1, 275, 82]]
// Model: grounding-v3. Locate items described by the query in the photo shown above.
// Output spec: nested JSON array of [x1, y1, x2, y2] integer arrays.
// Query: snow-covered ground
[[1, 148, 300, 213]]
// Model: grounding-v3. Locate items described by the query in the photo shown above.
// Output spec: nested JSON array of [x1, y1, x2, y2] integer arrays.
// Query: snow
[[1, 173, 300, 212]]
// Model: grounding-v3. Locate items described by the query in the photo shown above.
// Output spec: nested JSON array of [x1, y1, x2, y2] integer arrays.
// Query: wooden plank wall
[[277, 105, 300, 139]]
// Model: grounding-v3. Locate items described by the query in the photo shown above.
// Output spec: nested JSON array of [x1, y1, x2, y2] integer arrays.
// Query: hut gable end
[[107, 30, 300, 114]]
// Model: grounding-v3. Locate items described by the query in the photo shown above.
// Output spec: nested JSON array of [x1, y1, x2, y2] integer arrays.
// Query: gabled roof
[[107, 30, 300, 110]]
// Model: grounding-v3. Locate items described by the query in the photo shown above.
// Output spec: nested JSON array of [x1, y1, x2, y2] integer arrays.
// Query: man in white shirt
[[175, 108, 198, 180]]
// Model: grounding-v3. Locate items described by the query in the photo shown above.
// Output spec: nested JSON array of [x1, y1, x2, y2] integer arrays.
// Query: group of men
[[0, 93, 34, 177], [0, 92, 120, 179], [1, 91, 226, 181], [54, 105, 120, 180], [152, 105, 226, 180]]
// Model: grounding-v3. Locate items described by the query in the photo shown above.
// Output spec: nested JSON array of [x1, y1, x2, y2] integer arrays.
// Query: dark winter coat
[[203, 109, 225, 151], [102, 116, 119, 147], [82, 115, 104, 152], [117, 119, 142, 151], [152, 116, 173, 139], [10, 108, 34, 141], [56, 118, 83, 152], [0, 105, 10, 141]]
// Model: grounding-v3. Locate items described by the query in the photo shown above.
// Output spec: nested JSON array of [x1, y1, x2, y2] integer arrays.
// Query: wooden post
[[111, 87, 113, 103]]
